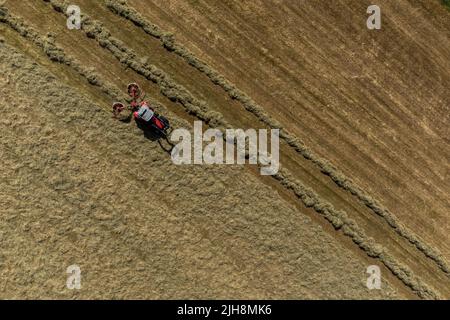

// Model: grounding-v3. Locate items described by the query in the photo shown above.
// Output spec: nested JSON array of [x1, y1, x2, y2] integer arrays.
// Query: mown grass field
[[0, 0, 448, 299]]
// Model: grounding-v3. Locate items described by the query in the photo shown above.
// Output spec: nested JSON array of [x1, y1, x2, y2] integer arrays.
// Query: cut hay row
[[0, 3, 440, 299], [25, 1, 441, 298], [104, 0, 450, 276], [0, 7, 122, 103], [0, 5, 187, 129], [43, 0, 228, 132], [0, 39, 416, 300], [274, 168, 440, 299]]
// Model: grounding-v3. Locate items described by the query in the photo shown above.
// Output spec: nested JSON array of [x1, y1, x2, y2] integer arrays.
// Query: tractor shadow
[[136, 119, 174, 155]]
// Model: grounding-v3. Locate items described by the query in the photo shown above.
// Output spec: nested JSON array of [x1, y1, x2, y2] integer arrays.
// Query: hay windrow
[[274, 168, 440, 299], [104, 0, 450, 276], [1, 38, 414, 299], [0, 5, 188, 130], [6, 1, 441, 298], [42, 0, 229, 131]]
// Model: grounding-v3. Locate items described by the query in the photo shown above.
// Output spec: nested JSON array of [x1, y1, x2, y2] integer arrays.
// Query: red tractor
[[113, 83, 171, 138]]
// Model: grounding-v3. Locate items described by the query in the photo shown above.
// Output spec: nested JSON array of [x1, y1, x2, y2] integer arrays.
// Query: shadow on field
[[118, 114, 174, 155]]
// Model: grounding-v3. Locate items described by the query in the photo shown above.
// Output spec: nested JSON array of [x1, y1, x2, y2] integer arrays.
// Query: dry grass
[[103, 0, 449, 276], [1, 0, 448, 299], [0, 37, 407, 299], [2, 3, 439, 298]]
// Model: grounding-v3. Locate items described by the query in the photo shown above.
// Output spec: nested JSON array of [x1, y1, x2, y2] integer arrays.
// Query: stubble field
[[0, 0, 448, 299]]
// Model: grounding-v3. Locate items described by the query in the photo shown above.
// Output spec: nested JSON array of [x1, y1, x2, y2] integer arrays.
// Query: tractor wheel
[[127, 83, 141, 99]]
